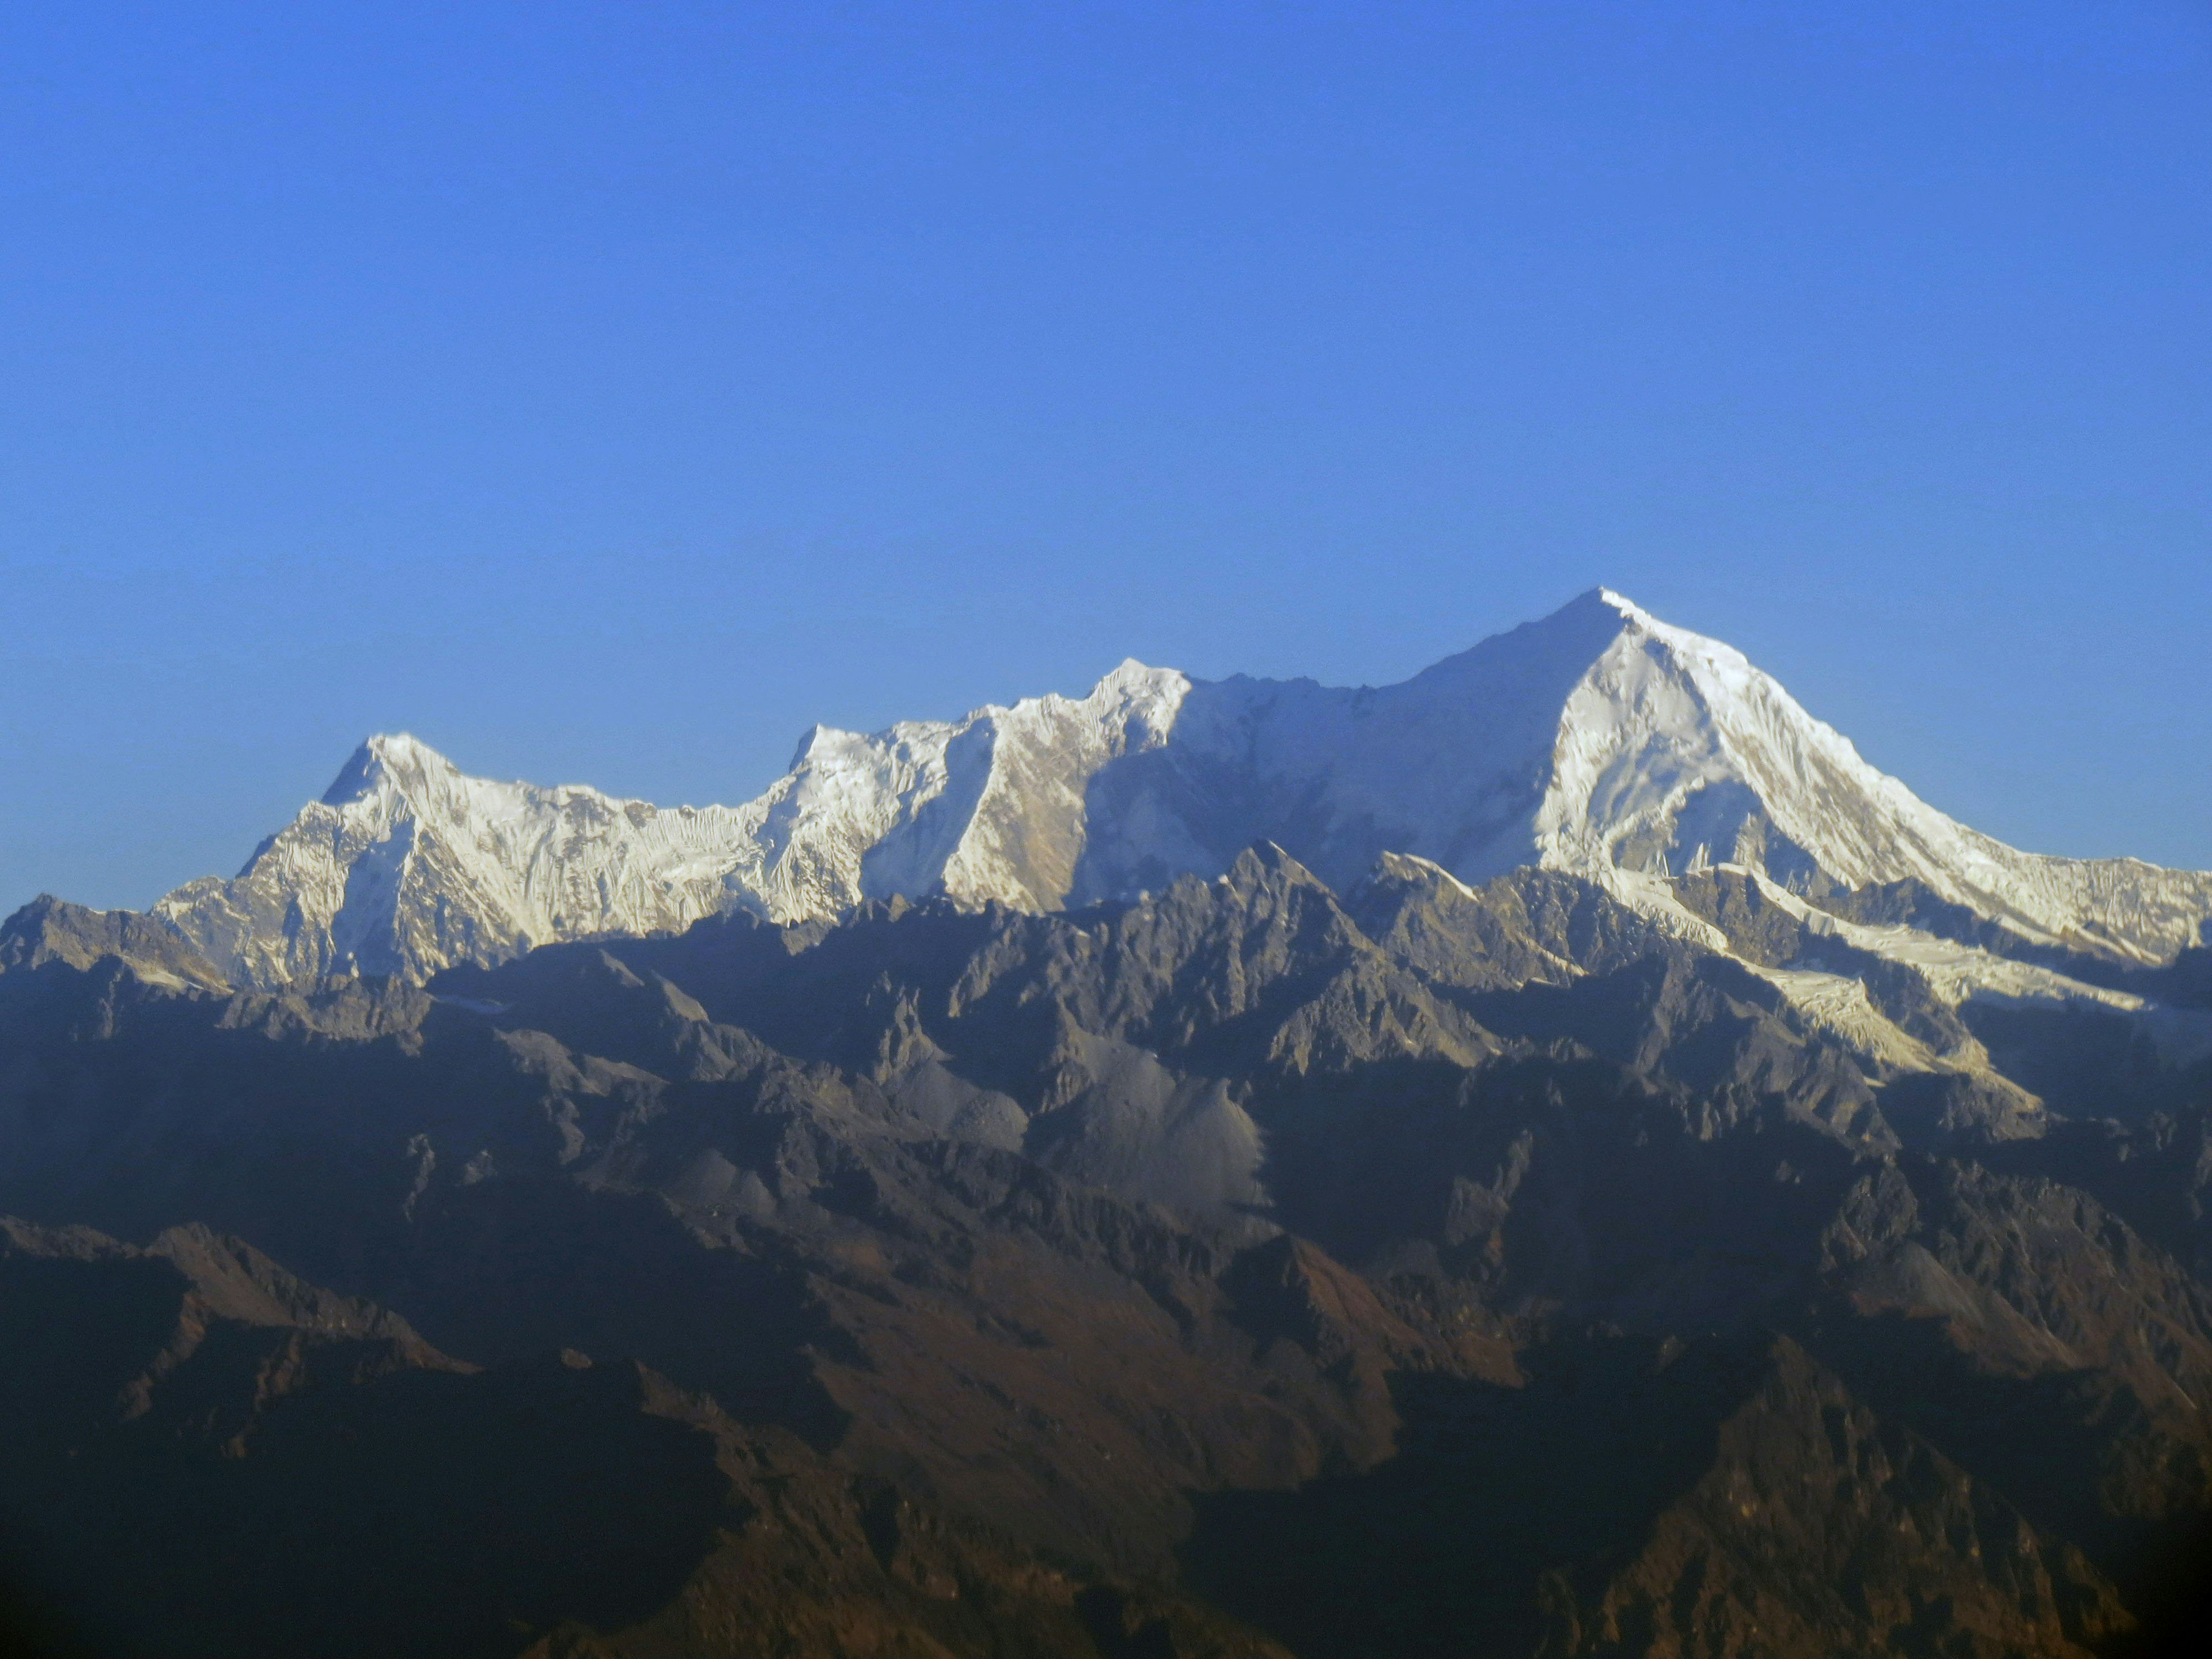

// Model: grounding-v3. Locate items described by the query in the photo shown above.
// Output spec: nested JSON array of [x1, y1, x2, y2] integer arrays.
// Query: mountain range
[[113, 589, 2212, 989], [3, 591, 2210, 1658]]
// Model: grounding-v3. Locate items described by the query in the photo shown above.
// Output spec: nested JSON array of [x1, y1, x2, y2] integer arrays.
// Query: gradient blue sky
[[3, 1, 2209, 914]]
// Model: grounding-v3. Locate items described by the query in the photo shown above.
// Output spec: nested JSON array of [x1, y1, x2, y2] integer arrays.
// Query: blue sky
[[3, 1, 2208, 912]]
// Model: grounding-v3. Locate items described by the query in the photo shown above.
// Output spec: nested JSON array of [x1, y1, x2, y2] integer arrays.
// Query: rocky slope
[[5, 847, 2212, 1655], [113, 590, 2212, 990]]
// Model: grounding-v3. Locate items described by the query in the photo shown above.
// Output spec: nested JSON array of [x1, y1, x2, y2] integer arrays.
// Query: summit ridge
[[112, 590, 2212, 988]]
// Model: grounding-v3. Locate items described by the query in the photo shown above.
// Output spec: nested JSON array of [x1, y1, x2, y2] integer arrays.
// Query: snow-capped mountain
[[150, 734, 769, 987], [145, 589, 2212, 988], [149, 664, 1188, 986], [1074, 588, 2212, 963]]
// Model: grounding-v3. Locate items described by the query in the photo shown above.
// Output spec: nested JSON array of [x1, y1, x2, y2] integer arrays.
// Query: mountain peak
[[365, 730, 440, 764], [320, 732, 459, 805], [136, 594, 2212, 987], [320, 739, 385, 805], [1093, 656, 1180, 694], [362, 732, 467, 788]]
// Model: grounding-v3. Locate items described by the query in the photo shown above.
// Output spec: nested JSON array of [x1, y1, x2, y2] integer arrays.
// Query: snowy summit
[[142, 589, 2212, 988]]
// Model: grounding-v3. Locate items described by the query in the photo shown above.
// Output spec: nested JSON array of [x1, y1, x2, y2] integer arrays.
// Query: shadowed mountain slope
[[5, 844, 2212, 1654]]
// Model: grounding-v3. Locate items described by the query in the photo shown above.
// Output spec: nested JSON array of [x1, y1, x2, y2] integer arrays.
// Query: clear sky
[[3, 1, 2208, 914]]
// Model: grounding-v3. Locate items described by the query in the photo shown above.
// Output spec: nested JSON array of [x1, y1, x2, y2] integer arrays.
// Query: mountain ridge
[[5, 835, 2208, 1655], [26, 589, 2209, 991]]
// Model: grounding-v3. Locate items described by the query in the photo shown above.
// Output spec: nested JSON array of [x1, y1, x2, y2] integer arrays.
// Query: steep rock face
[[133, 590, 2212, 991]]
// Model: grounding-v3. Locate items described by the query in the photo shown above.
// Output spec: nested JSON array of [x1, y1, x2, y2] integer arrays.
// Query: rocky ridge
[[6, 843, 2212, 1653]]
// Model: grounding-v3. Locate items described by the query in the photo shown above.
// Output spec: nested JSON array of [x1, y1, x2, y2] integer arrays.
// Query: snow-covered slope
[[1537, 592, 2212, 965], [147, 589, 2212, 987], [152, 735, 767, 986], [152, 666, 1187, 986], [1075, 589, 2212, 963]]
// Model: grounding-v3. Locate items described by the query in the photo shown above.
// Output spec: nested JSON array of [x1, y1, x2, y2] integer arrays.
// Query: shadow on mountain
[[2105, 1514, 2212, 1659], [1961, 1002, 2175, 1123], [1978, 1107, 2212, 1283], [1794, 1297, 2199, 1589], [0, 1560, 99, 1659], [1246, 1049, 1864, 1309], [389, 1179, 854, 1450], [5, 1353, 732, 1659], [1179, 1335, 1757, 1659]]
